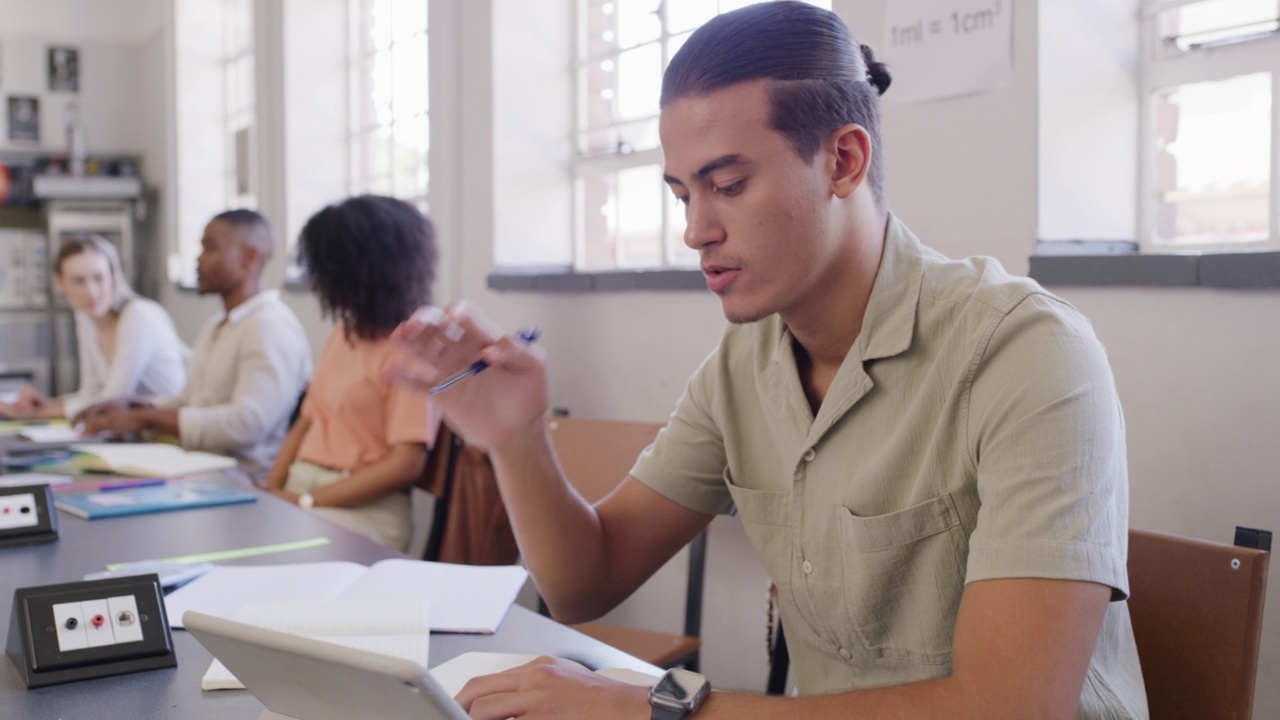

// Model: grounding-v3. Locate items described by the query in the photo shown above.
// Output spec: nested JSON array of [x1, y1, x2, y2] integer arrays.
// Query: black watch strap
[[650, 706, 690, 720]]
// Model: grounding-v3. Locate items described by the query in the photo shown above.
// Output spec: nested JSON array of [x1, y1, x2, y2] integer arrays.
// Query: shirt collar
[[766, 213, 925, 370], [856, 213, 925, 362], [223, 289, 279, 326]]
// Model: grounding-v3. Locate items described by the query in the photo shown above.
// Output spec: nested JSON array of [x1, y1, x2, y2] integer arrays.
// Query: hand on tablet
[[454, 656, 648, 720]]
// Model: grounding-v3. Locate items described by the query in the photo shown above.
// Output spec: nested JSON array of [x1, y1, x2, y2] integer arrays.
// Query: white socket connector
[[0, 492, 40, 531], [51, 595, 144, 652]]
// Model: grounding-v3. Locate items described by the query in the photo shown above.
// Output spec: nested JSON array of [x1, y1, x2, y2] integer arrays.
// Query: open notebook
[[165, 559, 529, 634], [43, 443, 237, 477]]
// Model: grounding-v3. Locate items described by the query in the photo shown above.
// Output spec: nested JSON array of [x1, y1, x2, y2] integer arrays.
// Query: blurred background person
[[0, 234, 186, 421]]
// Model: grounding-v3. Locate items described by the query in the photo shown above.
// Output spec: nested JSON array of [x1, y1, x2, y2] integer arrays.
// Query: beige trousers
[[284, 460, 412, 552]]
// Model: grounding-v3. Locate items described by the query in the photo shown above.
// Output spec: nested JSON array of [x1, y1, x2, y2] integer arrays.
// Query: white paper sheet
[[17, 425, 86, 443], [881, 0, 1014, 105], [0, 472, 72, 488], [69, 443, 237, 477], [165, 559, 529, 634], [337, 559, 529, 634]]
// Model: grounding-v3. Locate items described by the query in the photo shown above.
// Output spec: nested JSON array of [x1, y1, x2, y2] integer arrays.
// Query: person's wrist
[[489, 418, 551, 461]]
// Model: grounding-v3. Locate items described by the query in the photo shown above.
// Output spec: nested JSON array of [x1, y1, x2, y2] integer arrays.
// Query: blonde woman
[[0, 235, 187, 420]]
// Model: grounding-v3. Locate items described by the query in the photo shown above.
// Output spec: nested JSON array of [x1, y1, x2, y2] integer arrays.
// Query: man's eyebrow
[[663, 154, 749, 186]]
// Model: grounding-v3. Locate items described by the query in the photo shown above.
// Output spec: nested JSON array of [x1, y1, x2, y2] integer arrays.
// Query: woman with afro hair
[[264, 195, 441, 551]]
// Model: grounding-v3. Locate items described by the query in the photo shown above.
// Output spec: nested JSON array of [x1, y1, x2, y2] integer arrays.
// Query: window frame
[[346, 0, 431, 212], [569, 0, 831, 273], [1138, 0, 1280, 253]]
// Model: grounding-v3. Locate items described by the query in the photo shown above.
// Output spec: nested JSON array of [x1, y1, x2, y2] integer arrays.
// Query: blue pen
[[100, 478, 166, 492], [428, 327, 541, 394]]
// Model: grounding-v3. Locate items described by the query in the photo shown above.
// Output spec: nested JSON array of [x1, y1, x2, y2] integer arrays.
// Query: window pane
[[372, 48, 395, 127], [617, 43, 661, 121], [392, 0, 427, 42], [371, 0, 394, 50], [617, 0, 661, 48], [393, 113, 430, 198], [1152, 73, 1271, 245], [1159, 0, 1278, 51], [581, 55, 616, 133], [579, 173, 617, 269], [666, 192, 698, 268], [392, 33, 429, 118], [578, 117, 660, 155], [668, 0, 717, 34], [616, 165, 664, 267]]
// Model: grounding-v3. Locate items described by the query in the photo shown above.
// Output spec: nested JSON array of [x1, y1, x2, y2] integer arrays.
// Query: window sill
[[487, 267, 706, 292], [1029, 241, 1280, 288]]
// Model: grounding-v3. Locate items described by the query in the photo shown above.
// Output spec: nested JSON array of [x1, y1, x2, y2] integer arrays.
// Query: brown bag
[[418, 423, 519, 566]]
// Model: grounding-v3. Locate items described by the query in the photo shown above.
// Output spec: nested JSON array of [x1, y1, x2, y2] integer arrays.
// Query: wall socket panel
[[0, 484, 59, 547], [7, 575, 176, 687]]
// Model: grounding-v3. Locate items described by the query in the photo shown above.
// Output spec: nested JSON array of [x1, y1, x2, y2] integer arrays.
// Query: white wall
[[0, 0, 163, 157], [1037, 0, 1139, 242]]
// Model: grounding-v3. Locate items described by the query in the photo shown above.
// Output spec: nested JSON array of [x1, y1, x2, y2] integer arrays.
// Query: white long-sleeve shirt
[[62, 297, 188, 419], [156, 290, 312, 468]]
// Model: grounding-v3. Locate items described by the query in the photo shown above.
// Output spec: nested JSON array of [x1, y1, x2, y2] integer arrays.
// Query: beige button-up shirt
[[633, 215, 1148, 718], [157, 290, 312, 468]]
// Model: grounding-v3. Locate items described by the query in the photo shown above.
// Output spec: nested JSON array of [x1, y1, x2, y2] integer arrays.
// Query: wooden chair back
[[1128, 528, 1270, 720], [547, 415, 706, 671]]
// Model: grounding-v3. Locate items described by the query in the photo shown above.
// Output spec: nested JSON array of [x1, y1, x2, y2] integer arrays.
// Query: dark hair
[[212, 208, 273, 236], [212, 207, 277, 266], [297, 195, 437, 341], [661, 1, 892, 205]]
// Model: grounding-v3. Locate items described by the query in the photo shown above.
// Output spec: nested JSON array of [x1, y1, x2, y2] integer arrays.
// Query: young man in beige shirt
[[387, 4, 1147, 719]]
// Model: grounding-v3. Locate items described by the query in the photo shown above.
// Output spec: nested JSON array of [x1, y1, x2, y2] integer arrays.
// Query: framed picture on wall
[[7, 96, 40, 142], [48, 46, 80, 92]]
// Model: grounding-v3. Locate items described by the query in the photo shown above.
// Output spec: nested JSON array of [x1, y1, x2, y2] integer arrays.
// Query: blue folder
[[54, 482, 258, 520]]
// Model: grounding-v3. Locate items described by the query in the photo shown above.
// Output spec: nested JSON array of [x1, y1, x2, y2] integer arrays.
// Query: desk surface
[[1, 475, 655, 719]]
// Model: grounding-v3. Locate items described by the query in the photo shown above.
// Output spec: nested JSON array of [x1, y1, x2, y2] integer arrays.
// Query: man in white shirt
[[79, 210, 312, 469]]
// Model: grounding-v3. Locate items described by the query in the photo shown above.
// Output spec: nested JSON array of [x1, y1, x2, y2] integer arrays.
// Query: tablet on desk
[[183, 610, 469, 720]]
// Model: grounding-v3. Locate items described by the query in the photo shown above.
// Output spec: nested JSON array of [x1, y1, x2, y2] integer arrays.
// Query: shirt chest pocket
[[723, 469, 793, 589], [837, 492, 967, 666]]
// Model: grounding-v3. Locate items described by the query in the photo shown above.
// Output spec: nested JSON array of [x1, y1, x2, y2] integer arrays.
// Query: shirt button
[[802, 560, 813, 574], [838, 647, 853, 660], [803, 448, 816, 462]]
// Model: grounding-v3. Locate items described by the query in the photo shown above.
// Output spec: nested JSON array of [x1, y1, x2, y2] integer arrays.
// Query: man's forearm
[[487, 425, 617, 622], [692, 674, 1011, 720], [139, 408, 181, 437]]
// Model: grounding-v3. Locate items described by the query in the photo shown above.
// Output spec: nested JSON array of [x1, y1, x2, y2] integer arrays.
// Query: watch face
[[649, 668, 710, 711]]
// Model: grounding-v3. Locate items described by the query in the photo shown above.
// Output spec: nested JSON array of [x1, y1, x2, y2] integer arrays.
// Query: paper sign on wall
[[880, 0, 1014, 105]]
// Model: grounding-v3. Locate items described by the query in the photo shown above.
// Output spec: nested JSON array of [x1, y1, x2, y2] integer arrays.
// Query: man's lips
[[702, 265, 741, 293]]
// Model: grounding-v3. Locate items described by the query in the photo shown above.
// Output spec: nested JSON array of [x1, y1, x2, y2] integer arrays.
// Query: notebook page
[[233, 598, 432, 637], [164, 562, 368, 628], [69, 443, 236, 477], [338, 559, 529, 633]]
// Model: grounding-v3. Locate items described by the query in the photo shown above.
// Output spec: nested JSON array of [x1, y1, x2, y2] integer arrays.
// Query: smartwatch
[[648, 668, 710, 720], [297, 492, 315, 509]]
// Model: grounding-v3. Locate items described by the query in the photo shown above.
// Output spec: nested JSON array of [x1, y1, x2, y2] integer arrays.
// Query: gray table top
[[1, 475, 654, 719]]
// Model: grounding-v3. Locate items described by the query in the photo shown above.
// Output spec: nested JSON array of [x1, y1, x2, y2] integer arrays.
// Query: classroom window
[[348, 0, 430, 213], [1141, 0, 1280, 250], [170, 0, 258, 288], [224, 0, 257, 211], [573, 0, 831, 271]]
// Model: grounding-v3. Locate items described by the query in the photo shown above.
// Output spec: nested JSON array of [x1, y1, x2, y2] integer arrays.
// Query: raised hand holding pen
[[385, 300, 551, 452]]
